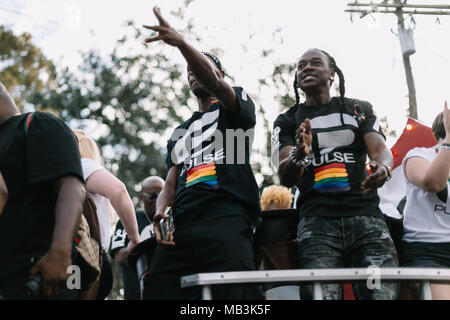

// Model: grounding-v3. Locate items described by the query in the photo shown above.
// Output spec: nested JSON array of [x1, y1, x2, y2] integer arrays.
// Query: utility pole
[[345, 1, 450, 120]]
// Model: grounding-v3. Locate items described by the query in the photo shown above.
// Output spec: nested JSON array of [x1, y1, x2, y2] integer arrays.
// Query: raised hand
[[143, 6, 185, 47], [295, 118, 312, 160], [443, 101, 450, 139]]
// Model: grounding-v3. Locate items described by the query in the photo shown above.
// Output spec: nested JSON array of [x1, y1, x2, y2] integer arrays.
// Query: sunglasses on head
[[142, 192, 159, 200]]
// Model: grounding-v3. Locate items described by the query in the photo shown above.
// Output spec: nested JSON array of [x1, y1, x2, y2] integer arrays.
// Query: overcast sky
[[1, 0, 449, 147]]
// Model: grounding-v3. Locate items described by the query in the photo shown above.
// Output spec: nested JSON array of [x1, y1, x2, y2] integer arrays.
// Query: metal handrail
[[180, 268, 450, 300]]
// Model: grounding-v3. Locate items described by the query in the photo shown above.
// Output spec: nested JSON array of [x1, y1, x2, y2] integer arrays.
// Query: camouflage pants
[[297, 216, 399, 300]]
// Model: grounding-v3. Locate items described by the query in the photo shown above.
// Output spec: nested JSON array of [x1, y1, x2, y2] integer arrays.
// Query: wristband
[[289, 147, 310, 168], [381, 164, 392, 181], [441, 143, 450, 150]]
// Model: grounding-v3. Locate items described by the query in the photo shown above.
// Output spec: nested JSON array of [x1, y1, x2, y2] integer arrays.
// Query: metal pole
[[394, 0, 418, 120], [313, 282, 324, 300], [421, 281, 433, 300], [202, 285, 213, 300]]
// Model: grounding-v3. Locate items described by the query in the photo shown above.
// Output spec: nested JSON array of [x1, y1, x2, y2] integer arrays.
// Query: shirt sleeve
[[273, 112, 296, 150], [81, 158, 106, 181], [272, 111, 297, 168], [165, 138, 176, 170], [109, 219, 128, 257], [25, 112, 84, 185], [356, 100, 386, 139], [402, 147, 434, 172], [222, 87, 256, 130]]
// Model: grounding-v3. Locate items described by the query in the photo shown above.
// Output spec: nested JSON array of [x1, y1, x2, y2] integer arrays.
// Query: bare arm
[[361, 132, 393, 194], [85, 170, 141, 248], [30, 175, 85, 297], [278, 119, 312, 187], [144, 6, 237, 112], [154, 166, 177, 246], [0, 171, 7, 215], [405, 102, 450, 193]]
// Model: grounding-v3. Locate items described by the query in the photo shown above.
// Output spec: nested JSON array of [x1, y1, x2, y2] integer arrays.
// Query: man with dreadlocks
[[272, 49, 399, 300]]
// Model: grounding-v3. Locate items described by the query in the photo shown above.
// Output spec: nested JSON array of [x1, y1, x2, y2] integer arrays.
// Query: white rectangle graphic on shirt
[[317, 129, 355, 149], [172, 110, 220, 164], [311, 113, 358, 129]]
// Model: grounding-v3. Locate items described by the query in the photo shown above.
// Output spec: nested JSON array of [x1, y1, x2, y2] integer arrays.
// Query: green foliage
[[31, 22, 195, 200], [0, 25, 55, 110]]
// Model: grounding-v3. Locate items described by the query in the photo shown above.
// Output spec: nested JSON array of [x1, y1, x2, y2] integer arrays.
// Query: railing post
[[202, 285, 213, 300], [313, 282, 323, 300], [421, 281, 432, 300]]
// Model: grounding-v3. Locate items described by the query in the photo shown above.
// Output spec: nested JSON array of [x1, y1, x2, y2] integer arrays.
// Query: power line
[[0, 5, 60, 26], [345, 1, 450, 120]]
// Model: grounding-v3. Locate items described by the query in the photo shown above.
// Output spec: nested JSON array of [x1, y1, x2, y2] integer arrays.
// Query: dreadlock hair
[[293, 49, 347, 124]]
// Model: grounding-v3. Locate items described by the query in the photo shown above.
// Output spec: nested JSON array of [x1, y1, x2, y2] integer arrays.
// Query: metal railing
[[180, 268, 450, 300]]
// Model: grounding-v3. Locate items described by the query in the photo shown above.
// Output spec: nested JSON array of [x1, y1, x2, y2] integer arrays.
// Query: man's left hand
[[143, 6, 185, 47]]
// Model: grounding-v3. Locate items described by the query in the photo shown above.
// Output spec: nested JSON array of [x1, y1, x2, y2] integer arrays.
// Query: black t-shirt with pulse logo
[[273, 97, 385, 218], [166, 87, 261, 228]]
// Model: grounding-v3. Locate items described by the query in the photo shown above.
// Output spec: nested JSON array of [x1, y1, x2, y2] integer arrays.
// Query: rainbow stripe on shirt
[[313, 163, 351, 193], [185, 162, 219, 190]]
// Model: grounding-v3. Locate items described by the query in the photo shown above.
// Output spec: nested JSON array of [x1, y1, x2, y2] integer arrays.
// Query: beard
[[192, 85, 211, 98]]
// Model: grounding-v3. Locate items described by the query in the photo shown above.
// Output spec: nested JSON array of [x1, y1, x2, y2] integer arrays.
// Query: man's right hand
[[153, 208, 176, 247], [295, 118, 313, 159], [29, 246, 72, 297]]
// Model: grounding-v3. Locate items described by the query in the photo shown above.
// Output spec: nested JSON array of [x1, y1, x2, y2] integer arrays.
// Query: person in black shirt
[[110, 176, 163, 300], [142, 6, 263, 300], [0, 82, 86, 299], [273, 49, 399, 299]]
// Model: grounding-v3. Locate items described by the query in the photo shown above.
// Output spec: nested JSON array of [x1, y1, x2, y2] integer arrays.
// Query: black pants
[[297, 216, 399, 300], [144, 216, 264, 300]]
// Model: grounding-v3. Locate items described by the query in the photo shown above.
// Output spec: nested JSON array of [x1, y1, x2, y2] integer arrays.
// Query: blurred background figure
[[260, 185, 294, 211], [110, 176, 164, 300], [401, 102, 450, 300], [0, 172, 7, 215], [73, 129, 141, 300]]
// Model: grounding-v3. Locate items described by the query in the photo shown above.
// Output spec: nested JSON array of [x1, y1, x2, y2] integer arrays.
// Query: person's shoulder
[[29, 111, 72, 132], [32, 111, 64, 123], [275, 104, 300, 122], [343, 97, 373, 110], [405, 146, 435, 160], [81, 158, 105, 175]]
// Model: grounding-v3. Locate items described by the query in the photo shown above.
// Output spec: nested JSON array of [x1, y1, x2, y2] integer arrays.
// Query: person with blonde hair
[[72, 129, 141, 299], [260, 185, 294, 211]]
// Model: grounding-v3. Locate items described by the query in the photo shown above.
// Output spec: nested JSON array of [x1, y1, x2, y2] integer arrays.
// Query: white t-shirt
[[402, 147, 450, 243], [81, 158, 112, 251]]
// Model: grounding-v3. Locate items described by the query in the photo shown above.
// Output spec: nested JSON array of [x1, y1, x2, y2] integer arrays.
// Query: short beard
[[192, 86, 211, 98]]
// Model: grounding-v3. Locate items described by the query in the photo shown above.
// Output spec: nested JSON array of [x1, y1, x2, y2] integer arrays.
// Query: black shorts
[[402, 241, 450, 268], [144, 215, 264, 300]]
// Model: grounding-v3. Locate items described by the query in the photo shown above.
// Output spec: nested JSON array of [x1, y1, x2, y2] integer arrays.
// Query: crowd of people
[[1, 6, 449, 300]]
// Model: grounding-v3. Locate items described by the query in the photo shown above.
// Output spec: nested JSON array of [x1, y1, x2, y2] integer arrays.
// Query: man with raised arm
[[142, 6, 263, 300]]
